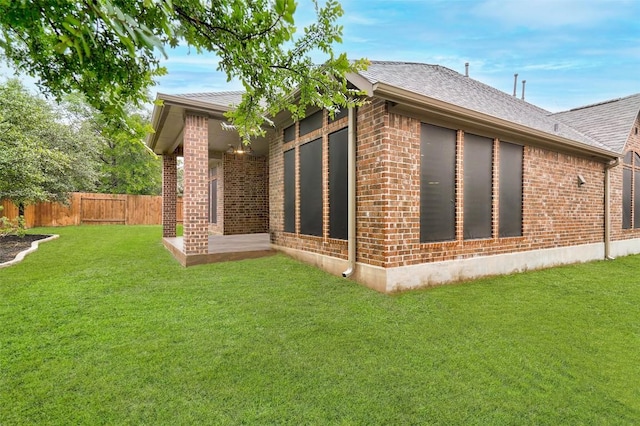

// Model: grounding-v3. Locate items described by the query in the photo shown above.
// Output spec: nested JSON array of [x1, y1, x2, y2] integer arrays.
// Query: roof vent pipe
[[522, 80, 526, 100], [513, 73, 518, 96], [465, 62, 469, 77]]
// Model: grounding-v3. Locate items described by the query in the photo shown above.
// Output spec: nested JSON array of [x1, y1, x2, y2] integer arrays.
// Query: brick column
[[183, 113, 209, 255], [162, 154, 177, 238]]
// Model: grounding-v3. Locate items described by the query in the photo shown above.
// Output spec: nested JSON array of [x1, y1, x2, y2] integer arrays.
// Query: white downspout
[[342, 106, 356, 278], [604, 158, 620, 260]]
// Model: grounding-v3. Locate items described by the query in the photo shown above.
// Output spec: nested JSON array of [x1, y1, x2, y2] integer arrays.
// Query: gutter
[[372, 83, 618, 161], [604, 158, 620, 260], [342, 106, 357, 278]]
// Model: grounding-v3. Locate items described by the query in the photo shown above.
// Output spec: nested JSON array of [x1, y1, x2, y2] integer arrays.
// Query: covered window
[[284, 149, 296, 233], [299, 110, 323, 136], [328, 107, 348, 123], [622, 151, 640, 230], [420, 123, 456, 242], [283, 124, 296, 143], [499, 142, 523, 237], [464, 133, 493, 240], [299, 138, 323, 236], [329, 128, 348, 239]]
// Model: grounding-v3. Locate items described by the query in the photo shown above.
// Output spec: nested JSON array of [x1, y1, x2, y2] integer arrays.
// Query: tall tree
[[0, 0, 368, 141], [61, 94, 162, 195], [0, 79, 98, 214]]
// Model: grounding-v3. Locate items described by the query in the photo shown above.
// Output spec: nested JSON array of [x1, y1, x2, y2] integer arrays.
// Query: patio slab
[[163, 233, 274, 266]]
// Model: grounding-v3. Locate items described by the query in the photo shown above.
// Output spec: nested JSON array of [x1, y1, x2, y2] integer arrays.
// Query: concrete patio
[[163, 233, 274, 266]]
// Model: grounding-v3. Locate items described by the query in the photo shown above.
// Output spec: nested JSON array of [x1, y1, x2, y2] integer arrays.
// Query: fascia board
[[346, 72, 374, 97], [374, 83, 618, 161], [158, 93, 234, 117]]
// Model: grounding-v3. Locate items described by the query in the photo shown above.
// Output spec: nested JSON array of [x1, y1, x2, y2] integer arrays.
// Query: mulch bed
[[0, 234, 52, 264]]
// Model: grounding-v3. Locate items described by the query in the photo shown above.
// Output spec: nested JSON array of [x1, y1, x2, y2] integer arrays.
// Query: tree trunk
[[18, 202, 25, 217]]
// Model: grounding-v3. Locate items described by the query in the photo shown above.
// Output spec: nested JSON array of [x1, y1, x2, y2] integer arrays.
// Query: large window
[[499, 142, 523, 237], [420, 125, 524, 243], [464, 133, 493, 240], [284, 149, 296, 233], [329, 128, 348, 239], [420, 124, 456, 243], [622, 151, 640, 229], [299, 138, 323, 236]]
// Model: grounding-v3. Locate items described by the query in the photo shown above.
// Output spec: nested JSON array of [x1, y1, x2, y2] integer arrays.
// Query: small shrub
[[0, 206, 25, 237]]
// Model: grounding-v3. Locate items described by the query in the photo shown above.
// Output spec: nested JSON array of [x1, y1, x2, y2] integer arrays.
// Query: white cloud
[[521, 61, 582, 71], [342, 13, 381, 26]]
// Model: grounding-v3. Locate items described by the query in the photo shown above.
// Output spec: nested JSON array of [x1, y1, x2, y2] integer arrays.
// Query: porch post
[[162, 153, 177, 238], [183, 112, 209, 255]]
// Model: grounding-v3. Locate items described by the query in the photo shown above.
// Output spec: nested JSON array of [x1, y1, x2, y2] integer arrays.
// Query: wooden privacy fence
[[1, 192, 184, 228]]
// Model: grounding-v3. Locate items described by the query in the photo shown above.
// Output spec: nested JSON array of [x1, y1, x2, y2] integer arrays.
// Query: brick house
[[148, 61, 640, 292]]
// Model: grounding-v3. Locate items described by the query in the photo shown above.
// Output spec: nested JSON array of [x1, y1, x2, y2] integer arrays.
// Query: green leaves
[[0, 80, 99, 207], [0, 0, 368, 142]]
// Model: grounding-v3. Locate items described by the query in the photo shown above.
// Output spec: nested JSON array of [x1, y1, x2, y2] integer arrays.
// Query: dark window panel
[[299, 110, 323, 136], [209, 179, 217, 224], [464, 133, 493, 239], [284, 149, 296, 233], [328, 107, 349, 123], [299, 138, 323, 236], [499, 142, 523, 237], [283, 124, 296, 143], [329, 128, 348, 240], [624, 151, 633, 164], [635, 170, 640, 229], [635, 152, 640, 166], [623, 167, 632, 229], [420, 123, 456, 243]]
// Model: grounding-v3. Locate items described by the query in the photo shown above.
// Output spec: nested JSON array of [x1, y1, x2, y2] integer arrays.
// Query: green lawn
[[1, 226, 639, 425]]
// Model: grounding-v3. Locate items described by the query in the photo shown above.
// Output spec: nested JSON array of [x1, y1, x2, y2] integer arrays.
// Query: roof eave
[[147, 93, 240, 154], [157, 93, 235, 115], [373, 83, 618, 161], [346, 72, 374, 97]]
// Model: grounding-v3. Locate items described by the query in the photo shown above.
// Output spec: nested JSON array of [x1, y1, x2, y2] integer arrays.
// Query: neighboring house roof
[[355, 61, 611, 152], [551, 93, 640, 153], [170, 91, 245, 108]]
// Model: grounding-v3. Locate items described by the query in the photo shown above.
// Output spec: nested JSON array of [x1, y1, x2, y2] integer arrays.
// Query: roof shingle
[[551, 93, 640, 153], [358, 61, 613, 151]]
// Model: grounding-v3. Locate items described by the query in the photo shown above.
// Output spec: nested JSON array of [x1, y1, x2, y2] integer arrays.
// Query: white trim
[[273, 241, 609, 293], [610, 238, 640, 258]]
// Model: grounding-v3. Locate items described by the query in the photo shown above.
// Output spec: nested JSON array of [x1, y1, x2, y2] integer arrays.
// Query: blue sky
[[156, 0, 640, 113]]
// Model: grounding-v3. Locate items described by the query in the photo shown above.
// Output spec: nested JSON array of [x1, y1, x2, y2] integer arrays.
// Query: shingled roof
[[171, 91, 245, 108], [153, 62, 639, 156], [357, 61, 614, 152], [551, 93, 640, 154]]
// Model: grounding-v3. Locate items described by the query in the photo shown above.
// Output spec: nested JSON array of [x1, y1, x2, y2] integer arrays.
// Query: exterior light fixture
[[577, 174, 586, 186], [226, 143, 253, 155]]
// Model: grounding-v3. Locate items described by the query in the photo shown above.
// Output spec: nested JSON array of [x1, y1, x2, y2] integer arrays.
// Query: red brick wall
[[355, 99, 392, 267], [162, 154, 177, 238], [380, 113, 605, 268], [183, 113, 209, 255], [269, 100, 609, 269], [269, 108, 354, 260], [223, 153, 268, 235]]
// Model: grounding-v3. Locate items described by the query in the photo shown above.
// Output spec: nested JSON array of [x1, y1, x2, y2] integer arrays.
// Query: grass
[[1, 225, 640, 425]]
